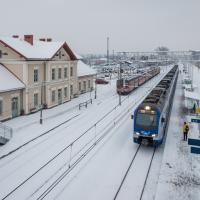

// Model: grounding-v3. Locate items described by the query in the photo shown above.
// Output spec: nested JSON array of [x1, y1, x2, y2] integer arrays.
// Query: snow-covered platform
[[155, 65, 200, 200]]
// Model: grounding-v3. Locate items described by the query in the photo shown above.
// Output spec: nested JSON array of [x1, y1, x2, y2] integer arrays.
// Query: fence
[[0, 122, 13, 144], [79, 99, 93, 110]]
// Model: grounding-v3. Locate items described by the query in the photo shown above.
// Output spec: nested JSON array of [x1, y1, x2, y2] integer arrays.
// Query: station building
[[0, 35, 95, 121], [0, 64, 25, 120]]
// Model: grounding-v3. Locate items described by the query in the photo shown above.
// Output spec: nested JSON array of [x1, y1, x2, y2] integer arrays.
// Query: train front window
[[135, 112, 157, 128]]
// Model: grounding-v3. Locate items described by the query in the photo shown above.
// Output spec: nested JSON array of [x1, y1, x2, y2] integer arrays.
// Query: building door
[[12, 97, 18, 118], [58, 89, 62, 104]]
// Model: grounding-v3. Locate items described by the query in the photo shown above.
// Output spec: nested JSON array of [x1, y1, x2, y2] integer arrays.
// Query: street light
[[40, 105, 43, 124], [94, 75, 97, 99], [40, 81, 44, 124]]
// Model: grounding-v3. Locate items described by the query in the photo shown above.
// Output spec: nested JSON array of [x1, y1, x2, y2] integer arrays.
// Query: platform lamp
[[40, 81, 44, 124]]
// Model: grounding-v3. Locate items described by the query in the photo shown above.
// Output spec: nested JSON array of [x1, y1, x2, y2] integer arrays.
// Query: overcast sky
[[1, 0, 200, 54]]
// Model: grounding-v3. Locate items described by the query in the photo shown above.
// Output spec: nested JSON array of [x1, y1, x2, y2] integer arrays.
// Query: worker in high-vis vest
[[183, 122, 189, 141]]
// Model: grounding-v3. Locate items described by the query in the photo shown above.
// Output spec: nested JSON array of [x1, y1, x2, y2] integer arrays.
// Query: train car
[[132, 65, 178, 146], [116, 67, 160, 95]]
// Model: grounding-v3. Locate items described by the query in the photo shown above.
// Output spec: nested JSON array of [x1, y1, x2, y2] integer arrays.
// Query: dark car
[[95, 78, 109, 84]]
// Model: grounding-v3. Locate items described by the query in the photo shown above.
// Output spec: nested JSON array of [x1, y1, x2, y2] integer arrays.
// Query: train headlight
[[152, 134, 156, 137], [145, 106, 151, 110]]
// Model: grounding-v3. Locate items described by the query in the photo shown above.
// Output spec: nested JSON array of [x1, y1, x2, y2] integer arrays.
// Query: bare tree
[[155, 46, 169, 56]]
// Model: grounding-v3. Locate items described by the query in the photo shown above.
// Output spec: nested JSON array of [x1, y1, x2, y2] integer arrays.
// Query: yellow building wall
[[0, 90, 22, 121]]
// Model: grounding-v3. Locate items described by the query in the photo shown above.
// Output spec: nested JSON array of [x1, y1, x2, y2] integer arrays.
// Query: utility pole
[[107, 37, 109, 66], [94, 75, 97, 99]]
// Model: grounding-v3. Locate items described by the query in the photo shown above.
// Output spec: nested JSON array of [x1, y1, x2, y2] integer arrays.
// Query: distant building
[[190, 50, 200, 61]]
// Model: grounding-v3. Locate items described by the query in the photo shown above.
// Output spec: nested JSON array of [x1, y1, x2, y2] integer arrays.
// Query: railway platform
[[155, 64, 200, 200]]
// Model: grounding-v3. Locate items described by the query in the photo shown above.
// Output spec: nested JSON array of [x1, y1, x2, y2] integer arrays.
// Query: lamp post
[[40, 81, 43, 124], [94, 75, 97, 99], [40, 106, 43, 124]]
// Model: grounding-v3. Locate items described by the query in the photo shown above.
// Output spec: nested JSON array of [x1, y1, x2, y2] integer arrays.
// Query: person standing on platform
[[193, 103, 196, 114], [183, 122, 189, 141]]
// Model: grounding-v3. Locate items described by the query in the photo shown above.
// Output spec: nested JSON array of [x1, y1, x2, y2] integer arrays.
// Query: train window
[[135, 112, 157, 128]]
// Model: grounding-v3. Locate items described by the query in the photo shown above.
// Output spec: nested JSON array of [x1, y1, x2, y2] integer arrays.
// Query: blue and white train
[[132, 65, 178, 146]]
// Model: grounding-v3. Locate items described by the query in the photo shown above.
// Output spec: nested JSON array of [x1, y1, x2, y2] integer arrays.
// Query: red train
[[116, 67, 160, 95]]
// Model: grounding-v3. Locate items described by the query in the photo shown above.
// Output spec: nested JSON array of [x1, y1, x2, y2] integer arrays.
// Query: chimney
[[12, 35, 19, 38], [47, 38, 52, 42], [24, 35, 33, 45], [39, 38, 46, 42]]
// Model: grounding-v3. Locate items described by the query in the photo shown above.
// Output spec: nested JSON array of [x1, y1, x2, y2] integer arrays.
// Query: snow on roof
[[77, 61, 96, 77], [125, 60, 132, 64], [184, 89, 200, 101], [0, 64, 25, 92], [0, 36, 68, 59], [74, 53, 83, 60]]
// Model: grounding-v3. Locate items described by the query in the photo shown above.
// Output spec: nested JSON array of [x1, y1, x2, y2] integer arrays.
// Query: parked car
[[95, 78, 109, 84], [104, 74, 110, 77]]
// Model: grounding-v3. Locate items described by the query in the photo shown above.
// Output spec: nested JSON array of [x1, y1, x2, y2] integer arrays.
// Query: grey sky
[[1, 0, 200, 54]]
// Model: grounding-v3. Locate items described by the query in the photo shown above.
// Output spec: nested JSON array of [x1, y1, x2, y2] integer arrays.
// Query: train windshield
[[135, 110, 157, 129]]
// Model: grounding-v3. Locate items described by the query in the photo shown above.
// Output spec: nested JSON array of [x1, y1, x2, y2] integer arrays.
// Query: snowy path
[[0, 66, 171, 200]]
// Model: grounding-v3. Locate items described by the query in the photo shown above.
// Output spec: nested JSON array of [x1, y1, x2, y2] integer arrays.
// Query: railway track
[[113, 144, 141, 200], [0, 94, 122, 170], [0, 114, 80, 161], [0, 89, 121, 164], [113, 146, 156, 200]]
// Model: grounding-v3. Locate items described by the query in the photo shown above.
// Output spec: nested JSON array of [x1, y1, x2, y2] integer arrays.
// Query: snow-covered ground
[[1, 64, 199, 200]]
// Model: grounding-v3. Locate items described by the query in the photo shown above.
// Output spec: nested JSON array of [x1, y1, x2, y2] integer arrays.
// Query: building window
[[52, 68, 55, 80], [64, 87, 68, 98], [70, 67, 73, 77], [70, 85, 73, 95], [52, 90, 56, 102], [58, 68, 62, 79], [83, 81, 86, 90], [34, 69, 38, 82], [59, 51, 62, 59], [88, 80, 91, 88], [64, 67, 68, 78], [79, 82, 81, 91], [0, 100, 2, 115], [34, 93, 38, 107]]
